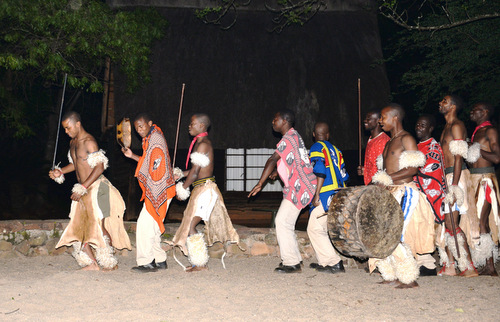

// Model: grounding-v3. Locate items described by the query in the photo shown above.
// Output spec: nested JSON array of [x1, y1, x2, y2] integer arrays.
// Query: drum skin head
[[327, 185, 404, 259], [116, 118, 132, 149]]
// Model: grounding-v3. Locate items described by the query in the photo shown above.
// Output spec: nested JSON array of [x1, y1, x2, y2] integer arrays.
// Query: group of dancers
[[48, 95, 499, 286]]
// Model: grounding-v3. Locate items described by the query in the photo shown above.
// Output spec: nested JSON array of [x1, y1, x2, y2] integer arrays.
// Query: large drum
[[327, 185, 403, 259]]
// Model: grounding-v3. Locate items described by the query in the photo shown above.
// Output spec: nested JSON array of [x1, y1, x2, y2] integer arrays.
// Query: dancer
[[122, 113, 175, 272], [172, 113, 240, 272], [438, 95, 479, 277], [413, 114, 447, 275], [467, 102, 500, 276], [371, 104, 435, 288], [249, 110, 317, 273], [49, 111, 131, 270], [357, 110, 390, 185]]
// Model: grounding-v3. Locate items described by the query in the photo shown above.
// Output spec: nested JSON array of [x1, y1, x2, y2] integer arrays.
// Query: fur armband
[[376, 154, 384, 170], [399, 150, 426, 170], [466, 142, 481, 163], [449, 140, 468, 159], [68, 150, 73, 164], [87, 149, 109, 170], [174, 167, 184, 181], [72, 183, 88, 196], [443, 185, 464, 206], [53, 165, 65, 184], [176, 182, 190, 201], [191, 152, 210, 168], [371, 170, 393, 186]]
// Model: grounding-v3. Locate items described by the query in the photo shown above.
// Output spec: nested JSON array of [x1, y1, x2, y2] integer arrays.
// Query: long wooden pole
[[52, 73, 68, 169], [358, 78, 362, 166], [172, 83, 186, 167]]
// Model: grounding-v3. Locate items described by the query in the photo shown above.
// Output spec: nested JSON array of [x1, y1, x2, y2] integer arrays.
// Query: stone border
[[0, 220, 364, 268]]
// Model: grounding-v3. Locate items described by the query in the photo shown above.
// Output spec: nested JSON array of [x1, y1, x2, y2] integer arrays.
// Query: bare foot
[[102, 265, 118, 272], [459, 267, 479, 277], [377, 280, 398, 285], [81, 261, 99, 271], [395, 281, 419, 289], [478, 259, 499, 276], [438, 265, 457, 276], [185, 266, 208, 272]]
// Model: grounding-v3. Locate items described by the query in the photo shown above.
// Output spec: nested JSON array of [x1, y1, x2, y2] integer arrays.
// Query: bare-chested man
[[438, 94, 478, 277], [467, 102, 500, 276], [171, 113, 240, 272], [49, 111, 131, 270], [370, 104, 435, 288]]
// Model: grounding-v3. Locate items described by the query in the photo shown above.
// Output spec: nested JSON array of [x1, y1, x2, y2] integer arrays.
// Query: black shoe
[[154, 260, 167, 270], [275, 263, 302, 273], [309, 262, 321, 269], [132, 261, 158, 273], [279, 261, 303, 268], [316, 261, 345, 274], [419, 266, 437, 276]]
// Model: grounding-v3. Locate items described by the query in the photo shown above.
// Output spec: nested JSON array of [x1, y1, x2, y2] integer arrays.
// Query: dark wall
[[113, 6, 390, 152]]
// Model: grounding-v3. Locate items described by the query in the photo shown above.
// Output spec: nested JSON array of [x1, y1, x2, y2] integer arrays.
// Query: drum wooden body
[[327, 185, 403, 259], [116, 118, 132, 149]]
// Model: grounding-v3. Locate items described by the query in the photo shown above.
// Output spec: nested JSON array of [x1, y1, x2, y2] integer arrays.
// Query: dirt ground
[[1, 250, 499, 321]]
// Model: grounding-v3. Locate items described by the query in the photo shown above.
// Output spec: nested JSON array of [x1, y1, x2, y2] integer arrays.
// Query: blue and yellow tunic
[[309, 140, 349, 211]]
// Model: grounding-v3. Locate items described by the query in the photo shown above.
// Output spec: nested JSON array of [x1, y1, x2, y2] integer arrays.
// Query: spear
[[52, 73, 68, 170], [172, 83, 186, 167]]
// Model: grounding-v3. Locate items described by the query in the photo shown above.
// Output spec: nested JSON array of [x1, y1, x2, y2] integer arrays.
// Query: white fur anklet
[[72, 183, 88, 196], [176, 182, 190, 200], [471, 233, 495, 268], [438, 246, 450, 268], [395, 243, 419, 284], [446, 233, 473, 272], [72, 242, 94, 268], [372, 170, 393, 186], [377, 256, 396, 282], [186, 233, 209, 267]]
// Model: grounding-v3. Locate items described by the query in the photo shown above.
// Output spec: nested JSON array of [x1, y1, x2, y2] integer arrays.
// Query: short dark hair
[[134, 113, 152, 123], [62, 111, 81, 123], [193, 113, 211, 129], [418, 114, 436, 128], [448, 94, 464, 112], [474, 102, 494, 116], [278, 109, 295, 126], [366, 109, 381, 119], [387, 103, 405, 122]]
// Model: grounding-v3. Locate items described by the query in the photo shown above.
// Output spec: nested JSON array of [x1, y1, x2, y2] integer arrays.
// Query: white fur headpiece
[[53, 165, 65, 184], [371, 170, 393, 186], [449, 140, 468, 159], [399, 150, 426, 170], [376, 154, 384, 170], [174, 167, 184, 181], [72, 183, 88, 196], [68, 150, 73, 164], [87, 149, 109, 170], [191, 152, 210, 168], [186, 233, 209, 267], [465, 142, 481, 163], [176, 182, 190, 201], [443, 184, 464, 206]]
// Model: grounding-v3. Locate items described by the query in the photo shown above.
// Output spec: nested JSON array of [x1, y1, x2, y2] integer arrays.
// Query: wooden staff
[[358, 78, 362, 166], [172, 83, 186, 167]]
